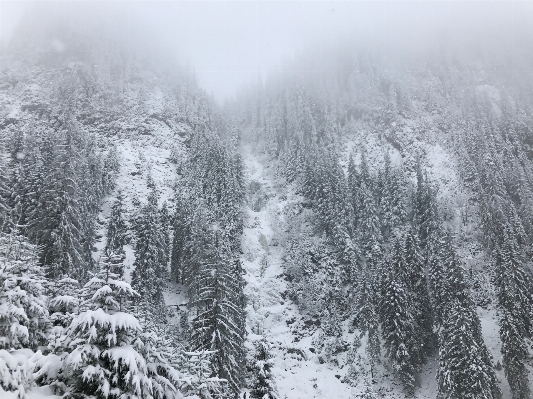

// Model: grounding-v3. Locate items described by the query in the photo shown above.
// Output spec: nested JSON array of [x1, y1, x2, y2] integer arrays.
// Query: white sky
[[1, 1, 532, 103]]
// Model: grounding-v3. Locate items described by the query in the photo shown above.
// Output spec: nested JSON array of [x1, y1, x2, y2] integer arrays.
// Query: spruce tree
[[380, 239, 417, 396], [437, 299, 500, 399], [61, 258, 183, 399], [403, 229, 434, 362], [104, 192, 128, 277], [249, 339, 278, 399], [494, 229, 533, 399], [431, 232, 501, 399], [190, 229, 246, 397], [0, 231, 49, 351], [104, 192, 128, 256], [131, 188, 168, 324]]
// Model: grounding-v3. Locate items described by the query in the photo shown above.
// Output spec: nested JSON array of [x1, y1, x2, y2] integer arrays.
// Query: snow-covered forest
[[2, 2, 533, 399]]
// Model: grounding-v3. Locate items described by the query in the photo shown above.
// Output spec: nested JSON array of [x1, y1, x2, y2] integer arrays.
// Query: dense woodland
[[3, 6, 533, 399]]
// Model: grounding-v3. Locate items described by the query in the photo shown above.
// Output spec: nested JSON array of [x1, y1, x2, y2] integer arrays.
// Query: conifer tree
[[61, 258, 183, 399], [104, 192, 128, 277], [0, 231, 49, 351], [380, 239, 417, 396], [131, 188, 168, 324], [105, 192, 128, 256], [403, 229, 434, 361], [47, 276, 80, 353], [249, 339, 278, 399], [190, 228, 246, 397], [431, 232, 501, 399], [437, 299, 501, 399], [494, 229, 533, 399]]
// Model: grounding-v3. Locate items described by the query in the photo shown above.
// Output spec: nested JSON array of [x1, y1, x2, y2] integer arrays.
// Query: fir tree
[[380, 239, 417, 396], [249, 339, 278, 399], [104, 192, 128, 257], [494, 229, 533, 399], [437, 299, 501, 399], [403, 229, 434, 362], [0, 231, 49, 398], [61, 258, 183, 399], [131, 188, 168, 324], [190, 224, 246, 398]]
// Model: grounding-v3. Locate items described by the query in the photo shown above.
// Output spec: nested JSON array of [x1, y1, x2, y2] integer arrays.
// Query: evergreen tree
[[380, 239, 417, 396], [0, 231, 49, 351], [190, 227, 246, 397], [431, 232, 501, 399], [171, 191, 194, 284], [104, 192, 128, 277], [61, 258, 183, 399], [437, 299, 500, 399], [131, 188, 168, 324], [104, 192, 128, 257], [27, 128, 86, 279], [494, 229, 533, 399], [499, 309, 530, 399], [403, 229, 434, 362], [47, 276, 80, 353], [249, 339, 278, 399]]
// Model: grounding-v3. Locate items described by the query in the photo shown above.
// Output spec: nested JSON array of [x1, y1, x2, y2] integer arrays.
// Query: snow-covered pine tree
[[499, 309, 530, 399], [403, 229, 434, 362], [377, 151, 406, 239], [47, 276, 80, 353], [413, 161, 439, 253], [27, 127, 86, 280], [379, 239, 417, 396], [249, 339, 278, 399], [105, 191, 128, 256], [0, 231, 49, 351], [131, 187, 168, 324], [159, 201, 171, 271], [0, 231, 49, 397], [180, 349, 227, 398], [104, 192, 128, 277], [494, 229, 533, 399], [431, 232, 501, 399], [171, 190, 194, 284], [102, 143, 120, 194], [61, 257, 183, 399], [354, 259, 380, 376], [437, 299, 501, 399], [190, 225, 246, 398]]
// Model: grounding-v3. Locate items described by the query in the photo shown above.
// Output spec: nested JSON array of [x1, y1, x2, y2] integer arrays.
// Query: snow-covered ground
[[241, 142, 355, 398]]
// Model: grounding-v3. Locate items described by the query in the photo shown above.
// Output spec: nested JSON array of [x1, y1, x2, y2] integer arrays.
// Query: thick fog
[[1, 1, 533, 103]]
